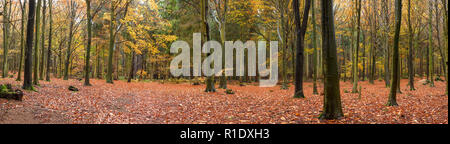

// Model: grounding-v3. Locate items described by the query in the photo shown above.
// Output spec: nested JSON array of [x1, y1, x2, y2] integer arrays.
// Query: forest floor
[[0, 77, 448, 124]]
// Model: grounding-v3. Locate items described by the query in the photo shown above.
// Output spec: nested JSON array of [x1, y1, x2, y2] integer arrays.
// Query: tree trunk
[[107, 0, 115, 84], [39, 0, 46, 80], [64, 0, 75, 81], [84, 0, 92, 86], [407, 0, 415, 90], [33, 0, 42, 85], [17, 1, 27, 81], [46, 0, 53, 82], [128, 51, 135, 83], [319, 0, 344, 120], [387, 0, 402, 106], [23, 0, 37, 90], [2, 0, 10, 78], [202, 0, 215, 92], [311, 0, 319, 95], [352, 0, 361, 93], [293, 0, 311, 98], [429, 0, 435, 87]]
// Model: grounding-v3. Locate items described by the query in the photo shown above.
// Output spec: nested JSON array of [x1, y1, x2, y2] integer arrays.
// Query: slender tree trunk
[[64, 0, 75, 81], [2, 0, 10, 78], [429, 0, 435, 87], [312, 0, 319, 95], [293, 0, 311, 98], [84, 0, 92, 86], [107, 0, 115, 84], [202, 0, 215, 92], [218, 0, 228, 89], [39, 0, 46, 80], [23, 0, 37, 90], [17, 1, 27, 81], [407, 0, 415, 90], [46, 0, 53, 82], [387, 0, 402, 106], [352, 0, 361, 93], [319, 0, 344, 120], [33, 0, 42, 85], [128, 51, 135, 83]]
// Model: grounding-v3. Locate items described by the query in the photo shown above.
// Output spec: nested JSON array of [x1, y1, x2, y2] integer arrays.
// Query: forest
[[0, 0, 448, 124]]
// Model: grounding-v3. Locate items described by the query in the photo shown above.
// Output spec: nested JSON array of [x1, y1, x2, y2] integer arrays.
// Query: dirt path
[[0, 78, 448, 124]]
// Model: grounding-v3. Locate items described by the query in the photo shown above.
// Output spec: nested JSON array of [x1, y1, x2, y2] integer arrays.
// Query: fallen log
[[0, 84, 24, 101]]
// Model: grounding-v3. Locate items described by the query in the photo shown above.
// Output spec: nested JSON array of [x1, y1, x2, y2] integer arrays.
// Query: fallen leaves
[[0, 78, 448, 124]]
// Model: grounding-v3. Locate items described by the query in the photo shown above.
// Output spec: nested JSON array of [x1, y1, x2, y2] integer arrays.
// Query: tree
[[311, 0, 319, 95], [34, 0, 42, 85], [202, 0, 215, 92], [85, 0, 93, 86], [106, 0, 116, 84], [64, 0, 76, 80], [39, 0, 47, 80], [382, 0, 390, 88], [293, 0, 311, 98], [23, 0, 37, 91], [428, 0, 435, 87], [387, 0, 402, 106], [16, 0, 27, 81], [46, 0, 53, 82], [211, 0, 228, 89], [106, 0, 131, 84], [407, 0, 415, 90], [2, 0, 10, 78], [352, 0, 361, 93], [319, 0, 344, 120]]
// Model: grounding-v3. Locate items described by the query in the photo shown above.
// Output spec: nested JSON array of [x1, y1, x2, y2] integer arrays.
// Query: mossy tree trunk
[[387, 0, 402, 107], [311, 0, 319, 95], [39, 0, 46, 80], [319, 0, 344, 120], [107, 0, 115, 84], [46, 0, 53, 82], [33, 0, 42, 85], [407, 0, 415, 90], [352, 0, 361, 93]]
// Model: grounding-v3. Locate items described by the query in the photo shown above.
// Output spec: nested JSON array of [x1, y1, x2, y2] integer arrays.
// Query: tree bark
[[387, 0, 402, 106], [85, 0, 92, 86], [319, 0, 344, 120], [23, 0, 37, 90], [352, 0, 361, 93], [107, 0, 115, 84], [46, 0, 53, 82], [17, 1, 27, 81], [293, 0, 311, 98], [407, 0, 415, 90]]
